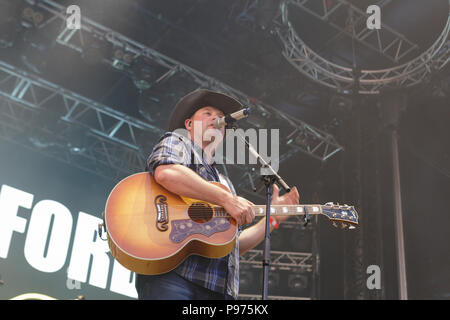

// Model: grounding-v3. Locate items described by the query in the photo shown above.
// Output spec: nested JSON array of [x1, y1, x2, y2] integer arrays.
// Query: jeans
[[135, 271, 234, 300]]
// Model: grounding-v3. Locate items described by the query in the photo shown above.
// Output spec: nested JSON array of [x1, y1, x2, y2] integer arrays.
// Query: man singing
[[135, 89, 299, 300]]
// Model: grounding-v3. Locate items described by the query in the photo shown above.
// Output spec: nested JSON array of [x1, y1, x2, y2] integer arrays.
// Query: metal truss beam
[[34, 0, 343, 163], [0, 61, 163, 181], [276, 0, 450, 94], [240, 249, 313, 272], [287, 0, 419, 63]]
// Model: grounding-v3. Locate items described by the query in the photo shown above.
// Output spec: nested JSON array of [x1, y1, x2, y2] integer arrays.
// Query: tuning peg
[[340, 222, 348, 229], [332, 222, 338, 228]]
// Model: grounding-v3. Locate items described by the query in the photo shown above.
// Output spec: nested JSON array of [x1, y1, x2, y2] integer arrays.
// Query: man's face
[[184, 106, 225, 148]]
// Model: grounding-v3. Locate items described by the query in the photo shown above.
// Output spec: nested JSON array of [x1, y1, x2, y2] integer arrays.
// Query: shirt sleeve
[[146, 132, 192, 174]]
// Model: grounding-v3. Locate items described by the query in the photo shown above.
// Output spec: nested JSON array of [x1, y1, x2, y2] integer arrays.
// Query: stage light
[[294, 132, 309, 148], [288, 273, 308, 294], [21, 5, 44, 27], [28, 136, 56, 149], [268, 272, 280, 288], [239, 266, 258, 293], [255, 0, 280, 30], [64, 124, 88, 155], [20, 27, 56, 74], [246, 110, 269, 128], [130, 56, 161, 91], [111, 47, 134, 71]]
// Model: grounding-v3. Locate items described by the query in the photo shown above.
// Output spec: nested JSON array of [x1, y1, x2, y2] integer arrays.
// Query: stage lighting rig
[[21, 4, 44, 27], [288, 272, 309, 295], [111, 47, 134, 71], [275, 0, 450, 94], [130, 56, 161, 91]]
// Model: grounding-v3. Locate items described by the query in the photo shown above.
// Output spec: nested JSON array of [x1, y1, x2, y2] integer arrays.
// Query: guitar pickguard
[[169, 218, 231, 243]]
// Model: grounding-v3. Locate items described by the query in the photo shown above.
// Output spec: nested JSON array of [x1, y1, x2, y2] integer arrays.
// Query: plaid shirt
[[146, 131, 240, 299]]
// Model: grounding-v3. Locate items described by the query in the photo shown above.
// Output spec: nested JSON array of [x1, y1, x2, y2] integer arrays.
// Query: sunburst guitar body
[[104, 172, 358, 275]]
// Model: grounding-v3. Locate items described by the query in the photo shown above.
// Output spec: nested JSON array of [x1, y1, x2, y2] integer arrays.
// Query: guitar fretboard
[[213, 205, 322, 218]]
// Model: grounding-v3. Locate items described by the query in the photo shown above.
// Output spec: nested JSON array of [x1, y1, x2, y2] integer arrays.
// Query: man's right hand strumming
[[154, 164, 255, 226]]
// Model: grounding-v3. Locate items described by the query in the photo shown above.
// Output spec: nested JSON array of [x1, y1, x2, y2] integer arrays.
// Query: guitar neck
[[252, 204, 322, 217], [213, 204, 323, 218]]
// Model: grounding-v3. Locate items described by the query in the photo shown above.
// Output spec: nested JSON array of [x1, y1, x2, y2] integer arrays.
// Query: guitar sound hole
[[188, 202, 213, 223]]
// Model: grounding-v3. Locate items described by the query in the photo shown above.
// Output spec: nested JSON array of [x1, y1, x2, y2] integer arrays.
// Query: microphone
[[214, 107, 250, 129]]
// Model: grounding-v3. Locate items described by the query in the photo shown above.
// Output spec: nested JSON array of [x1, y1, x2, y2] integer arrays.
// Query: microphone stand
[[228, 123, 291, 300]]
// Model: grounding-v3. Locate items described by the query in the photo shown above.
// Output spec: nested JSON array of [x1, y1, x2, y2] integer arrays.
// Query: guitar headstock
[[321, 202, 358, 230]]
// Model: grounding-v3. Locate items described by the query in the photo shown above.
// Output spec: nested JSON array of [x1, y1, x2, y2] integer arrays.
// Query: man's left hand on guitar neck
[[238, 183, 300, 256], [270, 184, 300, 224]]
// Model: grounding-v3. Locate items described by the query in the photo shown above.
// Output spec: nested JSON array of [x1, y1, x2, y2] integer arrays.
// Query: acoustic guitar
[[104, 172, 358, 275]]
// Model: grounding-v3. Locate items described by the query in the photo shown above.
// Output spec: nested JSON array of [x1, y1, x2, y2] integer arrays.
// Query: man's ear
[[184, 118, 192, 129]]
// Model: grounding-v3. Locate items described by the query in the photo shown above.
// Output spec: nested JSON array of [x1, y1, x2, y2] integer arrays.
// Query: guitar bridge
[[154, 195, 169, 231]]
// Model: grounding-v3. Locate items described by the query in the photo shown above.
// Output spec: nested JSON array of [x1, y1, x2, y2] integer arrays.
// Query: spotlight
[[239, 266, 260, 293], [246, 108, 270, 128], [21, 5, 44, 27], [111, 47, 134, 71], [21, 27, 56, 73], [0, 20, 20, 48], [64, 124, 88, 155], [294, 132, 309, 148], [130, 56, 161, 91], [28, 136, 56, 149], [267, 270, 281, 295], [268, 272, 279, 288], [288, 273, 308, 295], [255, 0, 280, 30]]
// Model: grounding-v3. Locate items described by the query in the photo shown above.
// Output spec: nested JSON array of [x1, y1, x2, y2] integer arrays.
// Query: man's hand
[[271, 184, 300, 223], [222, 194, 255, 226]]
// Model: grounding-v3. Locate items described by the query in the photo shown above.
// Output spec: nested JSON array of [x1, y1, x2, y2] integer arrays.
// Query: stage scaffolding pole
[[384, 93, 408, 300], [391, 127, 408, 300]]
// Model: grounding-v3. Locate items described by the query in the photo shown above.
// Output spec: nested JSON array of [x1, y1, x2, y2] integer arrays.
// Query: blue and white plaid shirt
[[146, 131, 240, 299]]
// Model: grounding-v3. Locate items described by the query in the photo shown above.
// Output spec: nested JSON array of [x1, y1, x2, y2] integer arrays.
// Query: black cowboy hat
[[168, 89, 243, 132]]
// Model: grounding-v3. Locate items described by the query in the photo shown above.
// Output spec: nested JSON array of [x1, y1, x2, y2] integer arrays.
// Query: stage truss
[[275, 0, 450, 94], [0, 0, 344, 196]]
